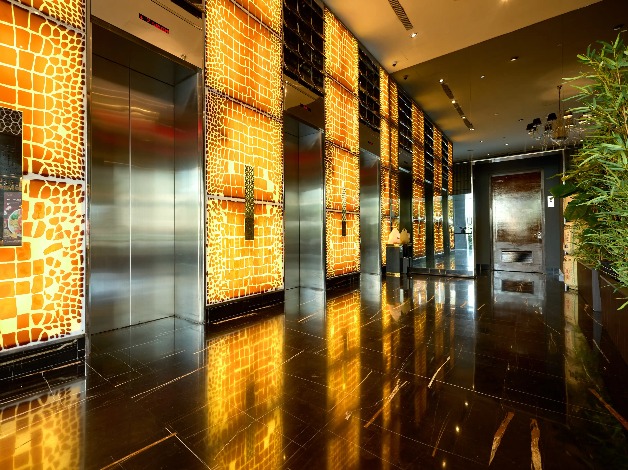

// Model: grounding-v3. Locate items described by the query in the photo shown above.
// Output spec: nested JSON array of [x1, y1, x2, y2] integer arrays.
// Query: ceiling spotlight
[[480, 75, 485, 79], [439, 78, 444, 83], [393, 61, 398, 67], [505, 143, 509, 146], [470, 128, 475, 131], [510, 56, 519, 62], [462, 116, 466, 119], [411, 32, 418, 38], [451, 99, 456, 103]]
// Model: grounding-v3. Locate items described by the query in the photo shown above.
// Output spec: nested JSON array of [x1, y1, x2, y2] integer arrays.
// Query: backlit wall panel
[[0, 180, 84, 350], [379, 70, 399, 264], [448, 197, 454, 250], [0, 1, 85, 352], [434, 196, 444, 255], [0, 382, 83, 469], [206, 200, 283, 303], [324, 8, 359, 279], [0, 2, 85, 179], [326, 290, 361, 470], [433, 128, 442, 194], [14, 0, 85, 29], [205, 0, 283, 303], [325, 212, 360, 277], [206, 96, 282, 203], [207, 315, 283, 469], [448, 141, 453, 195], [206, 0, 282, 119], [412, 104, 425, 257]]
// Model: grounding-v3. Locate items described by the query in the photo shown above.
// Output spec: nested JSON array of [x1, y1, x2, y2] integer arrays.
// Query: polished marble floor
[[1, 273, 627, 469]]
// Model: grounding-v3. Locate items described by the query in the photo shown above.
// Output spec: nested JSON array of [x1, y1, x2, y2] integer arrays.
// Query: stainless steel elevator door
[[129, 71, 175, 324], [360, 149, 381, 275]]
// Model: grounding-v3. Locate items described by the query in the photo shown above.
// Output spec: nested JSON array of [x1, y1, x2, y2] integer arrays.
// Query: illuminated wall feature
[[448, 197, 454, 250], [326, 290, 361, 469], [207, 315, 283, 469], [380, 70, 400, 264], [205, 0, 283, 303], [434, 196, 444, 255], [0, 2, 85, 179], [324, 9, 360, 278], [447, 142, 453, 195], [0, 382, 83, 468], [0, 1, 85, 351], [433, 128, 442, 194], [412, 103, 425, 258]]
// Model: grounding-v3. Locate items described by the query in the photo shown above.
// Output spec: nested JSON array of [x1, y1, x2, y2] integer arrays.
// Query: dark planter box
[[576, 261, 601, 311], [599, 274, 628, 365]]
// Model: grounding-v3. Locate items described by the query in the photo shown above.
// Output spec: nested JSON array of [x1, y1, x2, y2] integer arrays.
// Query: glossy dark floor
[[1, 273, 628, 469]]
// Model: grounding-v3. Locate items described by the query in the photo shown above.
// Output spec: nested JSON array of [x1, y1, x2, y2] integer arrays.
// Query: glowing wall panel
[[448, 141, 453, 195], [14, 0, 84, 29], [0, 1, 85, 352], [206, 0, 282, 119], [325, 212, 360, 278], [448, 197, 454, 250], [326, 290, 361, 470], [0, 382, 83, 469], [433, 128, 442, 194], [0, 2, 85, 179], [205, 0, 283, 303], [207, 315, 283, 469], [206, 96, 282, 203], [379, 70, 399, 265], [206, 200, 283, 303], [0, 180, 84, 350], [434, 196, 444, 255], [324, 8, 359, 279]]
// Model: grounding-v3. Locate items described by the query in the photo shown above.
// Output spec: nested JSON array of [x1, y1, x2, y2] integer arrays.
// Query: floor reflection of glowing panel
[[326, 290, 361, 470], [0, 381, 84, 469], [206, 315, 284, 470]]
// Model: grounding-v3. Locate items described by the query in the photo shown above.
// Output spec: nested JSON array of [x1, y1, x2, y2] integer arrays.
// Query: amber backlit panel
[[326, 212, 359, 278], [412, 103, 424, 182], [448, 141, 453, 195], [206, 0, 282, 119], [379, 68, 389, 122], [433, 128, 442, 193], [207, 315, 283, 469], [0, 2, 85, 179], [324, 9, 358, 93], [434, 196, 444, 255], [14, 0, 84, 29], [206, 200, 283, 303], [0, 180, 84, 350], [324, 79, 359, 155], [448, 197, 454, 250], [233, 0, 281, 31], [0, 382, 82, 469], [326, 290, 361, 470], [206, 95, 282, 203], [324, 144, 359, 212]]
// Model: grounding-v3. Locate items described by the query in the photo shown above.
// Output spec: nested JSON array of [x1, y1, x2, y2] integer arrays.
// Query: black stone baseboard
[[205, 290, 285, 324], [326, 272, 360, 291]]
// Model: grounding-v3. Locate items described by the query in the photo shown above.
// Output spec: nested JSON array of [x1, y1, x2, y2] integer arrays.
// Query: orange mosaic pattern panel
[[14, 0, 85, 30], [325, 212, 359, 278], [433, 128, 442, 193], [0, 180, 84, 351], [412, 103, 424, 182], [389, 81, 398, 128], [324, 78, 359, 155], [326, 290, 361, 470], [448, 141, 453, 194], [206, 200, 283, 303], [379, 68, 389, 122], [448, 197, 454, 250], [434, 196, 444, 255], [412, 185, 426, 259], [207, 315, 283, 469], [324, 144, 359, 212], [233, 0, 281, 31], [323, 9, 358, 93], [0, 2, 85, 179], [0, 382, 82, 469], [206, 95, 282, 203], [206, 0, 282, 119]]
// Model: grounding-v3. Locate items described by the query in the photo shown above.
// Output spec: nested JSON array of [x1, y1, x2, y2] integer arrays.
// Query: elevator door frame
[[88, 21, 205, 333]]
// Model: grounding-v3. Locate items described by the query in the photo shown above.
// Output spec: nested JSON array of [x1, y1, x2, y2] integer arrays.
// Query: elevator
[[283, 116, 325, 295], [89, 24, 204, 333]]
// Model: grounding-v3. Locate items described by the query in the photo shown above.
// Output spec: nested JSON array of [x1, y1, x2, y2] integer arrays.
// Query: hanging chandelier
[[526, 85, 583, 149]]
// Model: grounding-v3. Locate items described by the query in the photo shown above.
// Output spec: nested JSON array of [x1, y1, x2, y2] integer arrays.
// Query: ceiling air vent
[[387, 0, 413, 30]]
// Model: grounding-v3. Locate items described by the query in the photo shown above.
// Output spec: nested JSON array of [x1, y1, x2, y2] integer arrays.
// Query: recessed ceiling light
[[480, 140, 483, 143], [480, 75, 485, 79], [451, 99, 456, 104], [510, 56, 519, 61], [470, 128, 475, 131], [462, 116, 466, 119], [505, 143, 509, 146], [411, 32, 418, 38], [494, 113, 499, 116], [439, 78, 444, 83]]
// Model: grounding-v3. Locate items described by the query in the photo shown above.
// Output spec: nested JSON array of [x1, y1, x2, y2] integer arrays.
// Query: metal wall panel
[[298, 126, 325, 291], [90, 56, 131, 332], [284, 128, 300, 291], [174, 73, 204, 322], [129, 71, 175, 324], [359, 149, 380, 275]]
